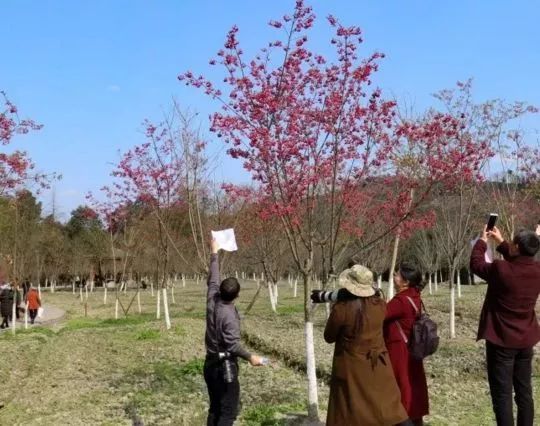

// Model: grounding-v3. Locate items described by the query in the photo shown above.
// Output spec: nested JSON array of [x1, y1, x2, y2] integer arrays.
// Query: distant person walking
[[323, 264, 412, 426], [470, 226, 540, 426], [25, 286, 41, 324], [0, 283, 14, 328]]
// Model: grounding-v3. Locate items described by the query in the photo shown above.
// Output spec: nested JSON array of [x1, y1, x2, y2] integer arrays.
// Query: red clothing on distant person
[[26, 289, 41, 310], [384, 286, 429, 420]]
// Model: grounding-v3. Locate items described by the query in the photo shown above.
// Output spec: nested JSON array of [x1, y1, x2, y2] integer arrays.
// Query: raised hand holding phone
[[486, 213, 498, 231]]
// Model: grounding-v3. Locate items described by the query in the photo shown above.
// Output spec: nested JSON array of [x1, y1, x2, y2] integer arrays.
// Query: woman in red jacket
[[384, 263, 429, 426], [25, 286, 41, 324]]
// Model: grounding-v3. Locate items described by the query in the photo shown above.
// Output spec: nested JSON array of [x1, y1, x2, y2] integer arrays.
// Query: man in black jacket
[[204, 239, 263, 426]]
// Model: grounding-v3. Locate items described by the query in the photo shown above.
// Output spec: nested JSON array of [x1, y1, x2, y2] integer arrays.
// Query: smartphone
[[486, 213, 498, 231]]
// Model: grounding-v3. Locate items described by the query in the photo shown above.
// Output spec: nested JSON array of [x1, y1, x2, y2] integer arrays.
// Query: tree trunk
[[115, 297, 119, 320], [137, 290, 141, 314], [79, 286, 83, 302], [103, 286, 108, 305], [24, 301, 29, 329], [388, 233, 400, 300], [268, 282, 277, 313], [305, 320, 319, 420], [428, 273, 432, 295], [245, 280, 262, 315], [11, 297, 16, 335], [182, 275, 186, 288], [434, 270, 438, 292], [293, 278, 298, 298], [156, 289, 161, 319], [457, 270, 462, 298], [162, 288, 171, 330], [377, 275, 382, 289], [303, 271, 319, 421], [450, 267, 456, 339]]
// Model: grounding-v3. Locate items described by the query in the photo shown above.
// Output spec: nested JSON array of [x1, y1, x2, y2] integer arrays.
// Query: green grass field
[[0, 281, 538, 425]]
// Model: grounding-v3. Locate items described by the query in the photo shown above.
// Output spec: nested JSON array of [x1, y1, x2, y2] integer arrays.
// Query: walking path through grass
[[0, 303, 65, 333]]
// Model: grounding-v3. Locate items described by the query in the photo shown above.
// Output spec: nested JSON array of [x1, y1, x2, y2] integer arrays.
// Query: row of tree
[[2, 1, 539, 419]]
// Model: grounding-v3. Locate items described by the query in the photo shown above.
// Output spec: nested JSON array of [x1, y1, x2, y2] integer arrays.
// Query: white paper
[[37, 307, 44, 318], [211, 228, 238, 252]]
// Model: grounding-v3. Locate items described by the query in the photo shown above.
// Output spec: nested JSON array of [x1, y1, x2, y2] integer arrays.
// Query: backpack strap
[[396, 296, 419, 344], [405, 296, 420, 317], [396, 321, 408, 344]]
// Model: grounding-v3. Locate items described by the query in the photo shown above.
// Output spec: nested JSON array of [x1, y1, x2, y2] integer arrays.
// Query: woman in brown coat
[[324, 264, 412, 426]]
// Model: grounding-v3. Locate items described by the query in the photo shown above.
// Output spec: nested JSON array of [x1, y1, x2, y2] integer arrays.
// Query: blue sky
[[2, 0, 539, 220]]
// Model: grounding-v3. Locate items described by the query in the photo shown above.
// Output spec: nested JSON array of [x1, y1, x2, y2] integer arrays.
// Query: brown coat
[[324, 295, 408, 426]]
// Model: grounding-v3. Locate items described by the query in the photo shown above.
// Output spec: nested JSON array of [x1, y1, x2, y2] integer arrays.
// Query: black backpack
[[396, 296, 439, 360]]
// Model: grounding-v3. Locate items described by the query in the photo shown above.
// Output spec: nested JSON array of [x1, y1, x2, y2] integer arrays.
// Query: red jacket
[[470, 239, 540, 349], [26, 289, 41, 310], [384, 287, 429, 419]]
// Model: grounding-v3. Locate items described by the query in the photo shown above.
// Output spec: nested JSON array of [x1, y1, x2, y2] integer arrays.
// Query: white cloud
[[107, 85, 121, 92]]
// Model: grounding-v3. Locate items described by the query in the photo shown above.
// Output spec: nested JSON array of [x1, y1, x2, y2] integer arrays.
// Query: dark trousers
[[486, 341, 535, 426], [29, 309, 38, 323], [203, 358, 240, 426], [1, 316, 8, 328]]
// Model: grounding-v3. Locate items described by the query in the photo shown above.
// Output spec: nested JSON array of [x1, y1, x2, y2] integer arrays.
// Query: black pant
[[486, 341, 535, 426], [1, 316, 8, 328], [203, 358, 240, 426], [29, 309, 38, 323]]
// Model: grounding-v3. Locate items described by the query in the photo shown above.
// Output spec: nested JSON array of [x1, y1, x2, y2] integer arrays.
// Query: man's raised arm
[[207, 239, 220, 301], [470, 226, 493, 282]]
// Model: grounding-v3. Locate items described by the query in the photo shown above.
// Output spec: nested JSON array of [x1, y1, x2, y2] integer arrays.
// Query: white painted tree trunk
[[156, 289, 161, 319], [137, 290, 141, 314], [377, 275, 382, 289], [162, 288, 171, 330], [49, 280, 54, 293], [325, 301, 330, 319], [85, 284, 88, 300], [24, 301, 29, 329], [11, 299, 16, 335], [305, 321, 319, 420], [103, 286, 108, 305], [274, 283, 279, 301], [450, 281, 456, 338], [182, 275, 186, 288], [293, 279, 298, 298], [428, 273, 432, 295], [388, 233, 400, 300], [457, 271, 462, 298], [171, 285, 176, 304], [79, 286, 83, 302], [434, 271, 438, 292], [72, 281, 75, 294], [115, 298, 119, 320], [38, 283, 42, 299], [151, 281, 154, 296], [268, 283, 277, 313]]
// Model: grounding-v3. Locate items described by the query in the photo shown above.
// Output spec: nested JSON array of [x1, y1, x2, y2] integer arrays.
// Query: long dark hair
[[398, 262, 424, 290]]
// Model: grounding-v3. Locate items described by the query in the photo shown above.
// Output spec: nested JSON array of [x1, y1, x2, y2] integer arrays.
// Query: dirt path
[[0, 303, 65, 332]]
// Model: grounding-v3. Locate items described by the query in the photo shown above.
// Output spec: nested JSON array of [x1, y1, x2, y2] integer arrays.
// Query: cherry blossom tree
[[179, 2, 489, 418]]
